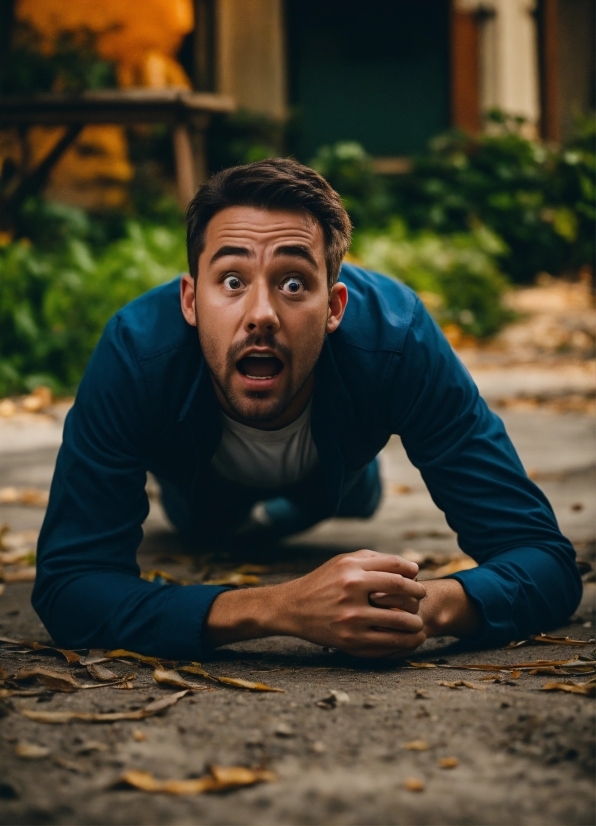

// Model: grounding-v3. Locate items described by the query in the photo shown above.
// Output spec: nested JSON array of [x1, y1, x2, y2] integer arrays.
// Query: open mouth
[[236, 354, 284, 381]]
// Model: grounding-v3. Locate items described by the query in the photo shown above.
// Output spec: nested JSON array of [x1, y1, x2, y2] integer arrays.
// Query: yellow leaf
[[114, 765, 277, 795], [153, 667, 211, 691], [438, 756, 459, 769], [21, 689, 189, 723], [404, 777, 425, 792], [541, 679, 596, 696]]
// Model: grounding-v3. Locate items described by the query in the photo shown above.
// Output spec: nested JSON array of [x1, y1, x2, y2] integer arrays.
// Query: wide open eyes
[[222, 274, 243, 291], [281, 276, 305, 295], [221, 274, 306, 295]]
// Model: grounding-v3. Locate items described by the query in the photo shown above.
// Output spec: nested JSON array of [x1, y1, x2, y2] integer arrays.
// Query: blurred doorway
[[285, 0, 451, 160]]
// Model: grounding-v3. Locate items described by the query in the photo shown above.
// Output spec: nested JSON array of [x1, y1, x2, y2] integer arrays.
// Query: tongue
[[238, 356, 282, 378]]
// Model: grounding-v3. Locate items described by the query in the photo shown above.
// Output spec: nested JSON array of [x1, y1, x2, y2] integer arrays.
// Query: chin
[[233, 393, 288, 424]]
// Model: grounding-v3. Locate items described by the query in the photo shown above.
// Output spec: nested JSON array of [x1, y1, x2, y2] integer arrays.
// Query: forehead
[[204, 206, 324, 250]]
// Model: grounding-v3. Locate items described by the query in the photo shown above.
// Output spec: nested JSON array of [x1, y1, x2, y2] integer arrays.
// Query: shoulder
[[109, 276, 196, 363], [336, 263, 419, 353]]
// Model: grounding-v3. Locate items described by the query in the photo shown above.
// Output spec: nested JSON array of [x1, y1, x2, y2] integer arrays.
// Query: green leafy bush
[[0, 213, 186, 396], [309, 142, 394, 229], [310, 114, 595, 283], [353, 220, 511, 338], [391, 112, 595, 283]]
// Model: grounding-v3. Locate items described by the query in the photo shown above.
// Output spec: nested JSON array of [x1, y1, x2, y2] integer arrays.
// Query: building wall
[[215, 0, 286, 120]]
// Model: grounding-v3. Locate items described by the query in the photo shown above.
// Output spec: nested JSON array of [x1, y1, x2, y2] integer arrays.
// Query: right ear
[[180, 273, 197, 327]]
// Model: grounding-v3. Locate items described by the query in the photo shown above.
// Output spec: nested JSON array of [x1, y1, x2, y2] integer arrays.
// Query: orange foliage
[[16, 0, 194, 88], [9, 0, 195, 207]]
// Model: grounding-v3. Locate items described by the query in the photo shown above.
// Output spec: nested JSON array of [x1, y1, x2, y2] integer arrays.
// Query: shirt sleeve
[[390, 298, 582, 647], [32, 314, 229, 661]]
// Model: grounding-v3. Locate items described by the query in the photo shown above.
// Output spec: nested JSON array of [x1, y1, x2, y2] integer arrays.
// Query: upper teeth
[[250, 354, 273, 358]]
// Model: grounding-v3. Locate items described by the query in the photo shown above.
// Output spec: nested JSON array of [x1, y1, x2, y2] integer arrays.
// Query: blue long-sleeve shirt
[[32, 265, 582, 659]]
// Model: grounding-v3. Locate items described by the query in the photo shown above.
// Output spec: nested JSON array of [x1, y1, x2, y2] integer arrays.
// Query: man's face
[[180, 206, 347, 428]]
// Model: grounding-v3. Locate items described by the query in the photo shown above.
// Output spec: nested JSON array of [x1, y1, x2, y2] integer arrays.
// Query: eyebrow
[[273, 245, 318, 268], [209, 244, 318, 268], [209, 245, 252, 265]]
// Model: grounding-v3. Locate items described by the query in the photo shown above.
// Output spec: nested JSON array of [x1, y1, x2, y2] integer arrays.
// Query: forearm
[[204, 583, 291, 647], [419, 578, 480, 639]]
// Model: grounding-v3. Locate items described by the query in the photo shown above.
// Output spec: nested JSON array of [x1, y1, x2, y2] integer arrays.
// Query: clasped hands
[[206, 549, 435, 658]]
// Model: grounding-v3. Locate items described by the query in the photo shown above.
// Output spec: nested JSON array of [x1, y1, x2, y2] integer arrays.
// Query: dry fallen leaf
[[179, 663, 283, 693], [114, 765, 276, 795], [13, 668, 81, 693], [20, 690, 189, 724], [204, 573, 261, 586], [0, 487, 49, 507], [14, 741, 50, 759], [404, 740, 429, 751], [407, 661, 437, 669], [132, 729, 147, 742], [439, 680, 486, 691], [12, 666, 133, 692], [404, 777, 425, 792], [153, 667, 212, 691], [216, 676, 283, 692], [541, 678, 596, 696], [438, 757, 459, 769], [531, 634, 595, 646], [0, 637, 81, 664], [79, 650, 110, 666], [86, 663, 119, 682], [104, 649, 165, 669]]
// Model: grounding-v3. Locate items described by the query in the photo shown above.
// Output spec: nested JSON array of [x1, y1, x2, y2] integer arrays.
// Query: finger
[[369, 592, 421, 614], [366, 606, 424, 633], [363, 572, 426, 600], [357, 552, 419, 579]]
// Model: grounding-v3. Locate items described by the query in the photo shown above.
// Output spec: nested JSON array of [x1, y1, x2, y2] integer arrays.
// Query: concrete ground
[[0, 281, 594, 825]]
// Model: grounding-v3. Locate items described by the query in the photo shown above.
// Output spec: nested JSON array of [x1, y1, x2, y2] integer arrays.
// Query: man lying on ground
[[33, 158, 581, 660]]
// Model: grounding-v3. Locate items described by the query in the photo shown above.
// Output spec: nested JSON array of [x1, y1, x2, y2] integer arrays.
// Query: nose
[[244, 279, 280, 334]]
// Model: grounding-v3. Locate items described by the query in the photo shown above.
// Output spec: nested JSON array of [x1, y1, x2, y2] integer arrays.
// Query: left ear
[[326, 282, 348, 334], [180, 273, 197, 327]]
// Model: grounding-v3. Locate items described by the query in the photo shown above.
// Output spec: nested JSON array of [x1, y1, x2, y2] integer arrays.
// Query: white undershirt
[[211, 400, 319, 489]]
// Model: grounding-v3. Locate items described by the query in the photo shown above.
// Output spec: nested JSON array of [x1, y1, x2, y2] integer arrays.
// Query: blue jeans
[[159, 458, 382, 547]]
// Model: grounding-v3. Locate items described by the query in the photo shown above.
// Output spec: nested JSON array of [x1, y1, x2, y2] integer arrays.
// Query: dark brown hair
[[186, 157, 352, 287]]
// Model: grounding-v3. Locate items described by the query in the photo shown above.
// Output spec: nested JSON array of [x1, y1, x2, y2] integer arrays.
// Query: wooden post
[[172, 124, 196, 210], [450, 5, 481, 133], [540, 0, 560, 142]]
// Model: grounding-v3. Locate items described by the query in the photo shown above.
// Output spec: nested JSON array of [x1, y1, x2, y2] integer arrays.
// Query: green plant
[[0, 22, 117, 96], [0, 216, 186, 396], [309, 142, 394, 229], [353, 220, 511, 338], [390, 111, 595, 282]]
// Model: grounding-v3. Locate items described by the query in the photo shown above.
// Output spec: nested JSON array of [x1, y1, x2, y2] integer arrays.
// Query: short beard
[[199, 328, 325, 425]]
